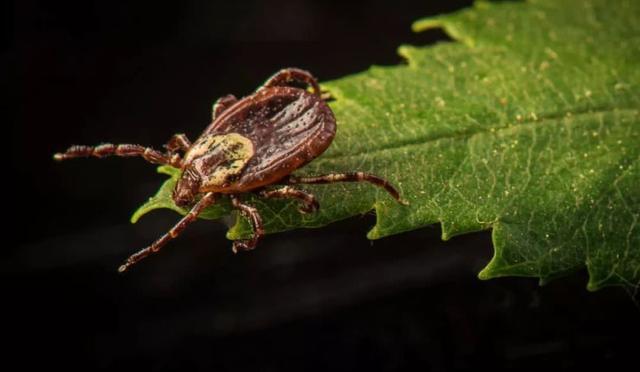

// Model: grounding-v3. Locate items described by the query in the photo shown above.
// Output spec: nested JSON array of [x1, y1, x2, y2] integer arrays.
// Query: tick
[[54, 68, 406, 272]]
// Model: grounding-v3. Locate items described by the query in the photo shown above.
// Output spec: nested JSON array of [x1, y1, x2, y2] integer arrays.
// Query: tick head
[[173, 168, 201, 207]]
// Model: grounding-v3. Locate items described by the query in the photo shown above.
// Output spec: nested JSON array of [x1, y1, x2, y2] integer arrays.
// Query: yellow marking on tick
[[185, 133, 255, 188]]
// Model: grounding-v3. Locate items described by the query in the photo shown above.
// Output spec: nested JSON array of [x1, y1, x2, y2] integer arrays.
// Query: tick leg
[[53, 143, 182, 167], [212, 94, 238, 120], [258, 186, 319, 214], [284, 172, 409, 205], [230, 195, 264, 253], [118, 192, 217, 273], [260, 68, 321, 96], [164, 133, 192, 154]]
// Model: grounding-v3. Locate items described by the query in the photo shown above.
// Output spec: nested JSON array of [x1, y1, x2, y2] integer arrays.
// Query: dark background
[[6, 0, 639, 371]]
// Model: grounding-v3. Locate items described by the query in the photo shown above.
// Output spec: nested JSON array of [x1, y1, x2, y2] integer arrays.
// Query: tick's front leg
[[260, 68, 320, 96], [118, 192, 217, 272], [54, 143, 182, 167], [230, 195, 264, 253], [164, 133, 192, 154], [258, 186, 319, 213]]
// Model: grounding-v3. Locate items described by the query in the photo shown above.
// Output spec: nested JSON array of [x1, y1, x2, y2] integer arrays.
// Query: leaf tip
[[367, 201, 385, 240], [538, 277, 552, 287], [585, 273, 611, 292], [130, 210, 142, 224], [477, 268, 492, 280], [366, 227, 381, 240], [412, 13, 476, 47], [586, 280, 600, 292], [411, 18, 444, 33], [439, 221, 453, 241], [130, 199, 157, 224]]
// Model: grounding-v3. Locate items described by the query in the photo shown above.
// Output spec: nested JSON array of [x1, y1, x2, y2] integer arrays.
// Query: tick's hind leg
[[118, 192, 217, 272], [259, 186, 319, 213], [53, 143, 182, 167], [230, 195, 264, 253], [284, 172, 409, 205], [261, 68, 321, 96]]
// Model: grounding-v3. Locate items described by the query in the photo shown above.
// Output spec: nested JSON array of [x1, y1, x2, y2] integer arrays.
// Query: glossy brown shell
[[200, 86, 336, 193]]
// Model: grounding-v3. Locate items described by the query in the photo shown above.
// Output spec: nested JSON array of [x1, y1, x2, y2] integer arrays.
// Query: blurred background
[[6, 0, 639, 371]]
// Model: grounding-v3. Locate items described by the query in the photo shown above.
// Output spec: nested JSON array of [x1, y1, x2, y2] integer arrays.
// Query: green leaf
[[133, 0, 640, 291]]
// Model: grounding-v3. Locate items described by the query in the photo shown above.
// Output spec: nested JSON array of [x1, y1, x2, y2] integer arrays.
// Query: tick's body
[[54, 68, 406, 272], [192, 86, 336, 193]]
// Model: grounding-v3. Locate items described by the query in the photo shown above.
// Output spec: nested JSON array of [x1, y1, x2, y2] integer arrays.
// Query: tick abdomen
[[203, 86, 336, 192]]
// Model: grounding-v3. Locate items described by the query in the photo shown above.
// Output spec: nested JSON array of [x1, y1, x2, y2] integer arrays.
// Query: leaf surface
[[134, 0, 640, 290]]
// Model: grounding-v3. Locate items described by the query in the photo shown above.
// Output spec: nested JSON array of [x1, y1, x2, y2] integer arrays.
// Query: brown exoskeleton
[[54, 68, 407, 272]]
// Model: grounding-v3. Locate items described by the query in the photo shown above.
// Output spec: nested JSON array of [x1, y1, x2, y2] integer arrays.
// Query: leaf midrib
[[315, 101, 635, 163]]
